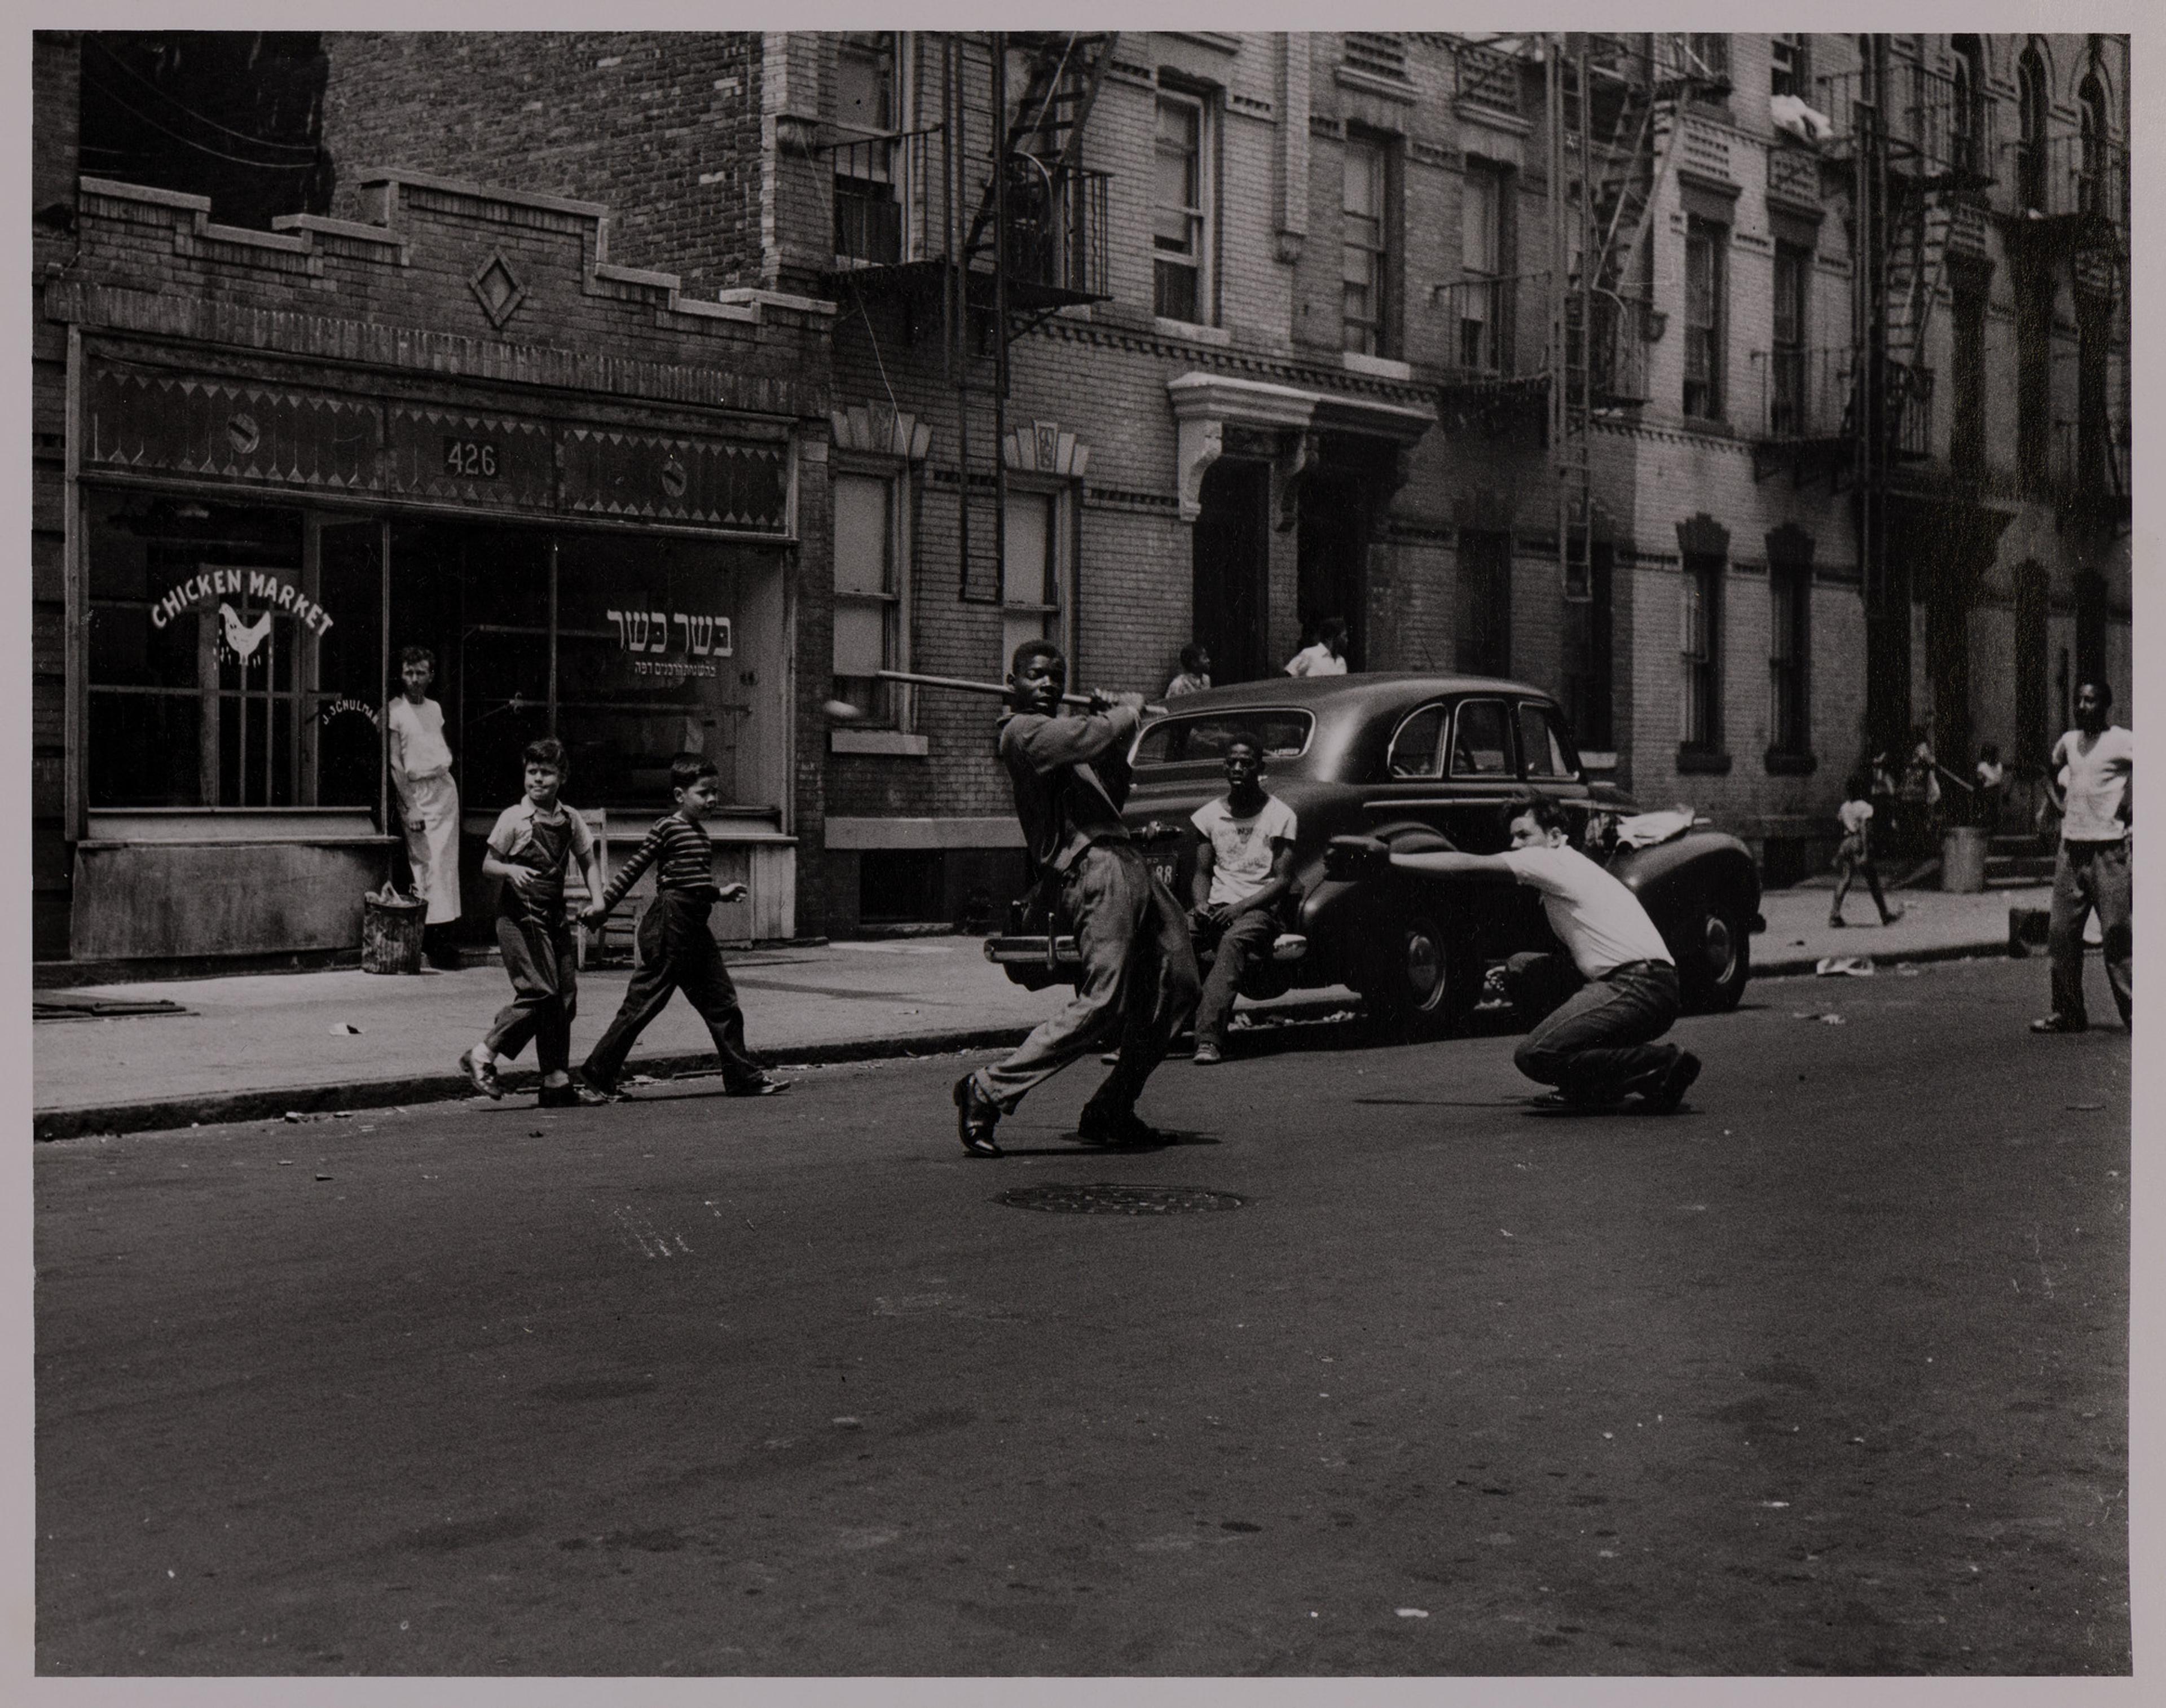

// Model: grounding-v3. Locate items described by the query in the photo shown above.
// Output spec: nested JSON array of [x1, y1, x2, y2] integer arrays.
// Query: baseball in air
[[821, 698, 862, 722]]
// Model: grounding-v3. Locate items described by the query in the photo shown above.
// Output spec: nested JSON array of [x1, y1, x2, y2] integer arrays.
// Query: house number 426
[[443, 438, 499, 478]]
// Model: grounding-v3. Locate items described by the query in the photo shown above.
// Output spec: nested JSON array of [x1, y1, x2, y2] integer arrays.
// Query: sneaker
[[1099, 1050, 1121, 1066], [1637, 1050, 1702, 1114], [577, 1070, 626, 1103], [725, 1075, 793, 1098], [953, 1073, 1002, 1157], [458, 1047, 502, 1099], [1192, 1042, 1223, 1066], [1880, 906, 1905, 925], [2029, 1013, 2087, 1034]]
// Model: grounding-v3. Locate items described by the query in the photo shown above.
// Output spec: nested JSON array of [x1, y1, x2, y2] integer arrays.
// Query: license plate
[[1147, 855, 1178, 891]]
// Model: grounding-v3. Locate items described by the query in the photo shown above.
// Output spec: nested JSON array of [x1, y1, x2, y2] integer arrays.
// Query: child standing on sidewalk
[[459, 738, 605, 1108], [386, 646, 463, 969], [1830, 774, 1904, 928], [575, 753, 790, 1101]]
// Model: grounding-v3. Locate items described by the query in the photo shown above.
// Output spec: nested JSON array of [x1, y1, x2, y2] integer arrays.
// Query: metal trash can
[[1941, 825, 1988, 893], [361, 894, 427, 974]]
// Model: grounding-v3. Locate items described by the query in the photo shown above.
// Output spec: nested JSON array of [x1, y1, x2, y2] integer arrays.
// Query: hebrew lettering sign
[[605, 606, 734, 679]]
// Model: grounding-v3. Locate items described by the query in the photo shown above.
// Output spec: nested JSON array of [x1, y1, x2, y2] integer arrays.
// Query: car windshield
[[1133, 709, 1314, 765]]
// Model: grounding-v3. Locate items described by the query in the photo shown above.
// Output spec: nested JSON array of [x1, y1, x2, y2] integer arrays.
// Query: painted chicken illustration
[[218, 602, 274, 661]]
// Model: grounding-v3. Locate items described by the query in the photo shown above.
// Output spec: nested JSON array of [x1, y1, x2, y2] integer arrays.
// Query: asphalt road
[[35, 956, 2129, 1676]]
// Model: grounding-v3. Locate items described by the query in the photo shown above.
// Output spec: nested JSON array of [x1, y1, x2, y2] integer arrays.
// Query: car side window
[[1386, 704, 1447, 778], [1449, 699, 1514, 777], [1518, 703, 1577, 779]]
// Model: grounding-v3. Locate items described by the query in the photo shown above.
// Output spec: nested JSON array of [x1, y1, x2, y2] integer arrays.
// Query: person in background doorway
[[1165, 643, 1212, 700], [459, 738, 605, 1107], [1900, 725, 1943, 856], [386, 646, 463, 969], [1284, 615, 1349, 677], [2031, 679, 2132, 1034], [1974, 742, 2006, 833], [1829, 773, 1904, 928], [1186, 732, 1299, 1066]]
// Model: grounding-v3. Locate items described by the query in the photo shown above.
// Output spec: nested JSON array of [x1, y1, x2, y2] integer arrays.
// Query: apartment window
[[1000, 487, 1069, 677], [1459, 161, 1508, 371], [1561, 540, 1614, 750], [2017, 47, 2049, 209], [1684, 218, 1727, 420], [1687, 34, 1729, 89], [833, 470, 906, 724], [1771, 243, 1810, 436], [1342, 133, 1392, 356], [1768, 560, 1811, 757], [2078, 76, 2110, 214], [1455, 530, 1512, 677], [2015, 263, 2050, 494], [1770, 34, 1808, 99], [2077, 312, 2111, 498], [1950, 37, 1984, 177], [1680, 555, 1723, 752], [834, 33, 905, 264], [1951, 283, 1986, 475], [1152, 91, 1211, 324]]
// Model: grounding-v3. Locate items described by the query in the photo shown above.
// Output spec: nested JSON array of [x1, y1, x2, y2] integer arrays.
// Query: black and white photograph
[[22, 16, 2144, 1687]]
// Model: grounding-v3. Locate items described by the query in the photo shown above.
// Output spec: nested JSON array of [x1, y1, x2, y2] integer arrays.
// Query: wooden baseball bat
[[874, 668, 1168, 716]]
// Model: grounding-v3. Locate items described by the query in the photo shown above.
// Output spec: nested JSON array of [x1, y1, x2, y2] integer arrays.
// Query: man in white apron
[[387, 645, 463, 969]]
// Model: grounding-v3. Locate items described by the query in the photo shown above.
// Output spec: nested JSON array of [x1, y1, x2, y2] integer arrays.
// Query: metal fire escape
[[821, 33, 1118, 603], [1438, 36, 1722, 601]]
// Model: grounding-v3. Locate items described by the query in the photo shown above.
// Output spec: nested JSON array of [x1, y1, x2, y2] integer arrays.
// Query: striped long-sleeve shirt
[[593, 811, 713, 914]]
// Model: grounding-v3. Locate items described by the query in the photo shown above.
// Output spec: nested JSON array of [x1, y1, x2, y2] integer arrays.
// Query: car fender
[[1611, 830, 1762, 937]]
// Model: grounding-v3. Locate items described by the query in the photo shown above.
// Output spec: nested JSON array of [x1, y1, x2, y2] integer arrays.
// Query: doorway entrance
[[1296, 467, 1368, 670], [1191, 459, 1270, 684]]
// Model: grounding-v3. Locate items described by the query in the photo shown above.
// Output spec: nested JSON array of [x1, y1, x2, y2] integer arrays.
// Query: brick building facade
[[29, 30, 2130, 963]]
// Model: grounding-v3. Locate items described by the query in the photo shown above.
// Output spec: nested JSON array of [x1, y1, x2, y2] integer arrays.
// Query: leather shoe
[[2029, 1013, 2088, 1034], [953, 1073, 1002, 1157], [458, 1047, 502, 1099], [1076, 1104, 1162, 1147], [538, 1080, 609, 1108], [1636, 1049, 1702, 1114]]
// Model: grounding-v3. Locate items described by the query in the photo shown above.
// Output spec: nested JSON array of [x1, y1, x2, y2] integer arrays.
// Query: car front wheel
[[1680, 897, 1751, 1013]]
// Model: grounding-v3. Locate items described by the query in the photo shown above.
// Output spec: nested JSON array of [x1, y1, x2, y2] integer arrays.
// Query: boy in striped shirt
[[575, 752, 789, 1101]]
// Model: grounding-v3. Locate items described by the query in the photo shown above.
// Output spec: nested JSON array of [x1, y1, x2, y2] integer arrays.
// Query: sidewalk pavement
[[30, 882, 2055, 1141]]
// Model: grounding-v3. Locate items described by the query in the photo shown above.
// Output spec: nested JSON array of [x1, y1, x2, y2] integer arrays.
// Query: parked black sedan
[[985, 672, 1764, 1033]]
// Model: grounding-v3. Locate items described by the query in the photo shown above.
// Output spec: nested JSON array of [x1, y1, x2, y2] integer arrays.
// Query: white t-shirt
[[1837, 799, 1873, 840], [2054, 724, 2133, 842], [386, 695, 454, 780], [1498, 843, 1674, 979], [1284, 644, 1348, 677], [1191, 794, 1298, 908]]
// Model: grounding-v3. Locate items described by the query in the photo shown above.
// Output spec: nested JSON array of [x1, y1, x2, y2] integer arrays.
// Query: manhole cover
[[995, 1183, 1246, 1216]]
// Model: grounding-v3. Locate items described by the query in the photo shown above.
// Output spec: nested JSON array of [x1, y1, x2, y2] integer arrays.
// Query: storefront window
[[86, 496, 308, 807]]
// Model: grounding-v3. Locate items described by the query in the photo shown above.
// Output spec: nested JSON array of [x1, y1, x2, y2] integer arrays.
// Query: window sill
[[1579, 750, 1618, 773], [1764, 749, 1819, 776], [830, 729, 929, 758], [1341, 351, 1413, 381], [1676, 748, 1733, 775], [1154, 316, 1232, 346]]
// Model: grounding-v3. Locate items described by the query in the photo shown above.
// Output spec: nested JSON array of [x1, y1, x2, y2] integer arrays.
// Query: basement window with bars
[[1152, 90, 1213, 325]]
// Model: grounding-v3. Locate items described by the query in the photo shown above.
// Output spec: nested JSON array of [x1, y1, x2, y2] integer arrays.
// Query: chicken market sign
[[151, 569, 333, 659]]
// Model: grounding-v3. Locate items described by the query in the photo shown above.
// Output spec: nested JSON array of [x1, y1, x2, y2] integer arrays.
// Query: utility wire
[[86, 36, 322, 156], [83, 74, 322, 173]]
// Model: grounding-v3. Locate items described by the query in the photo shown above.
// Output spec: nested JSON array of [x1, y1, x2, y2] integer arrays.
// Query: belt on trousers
[[1603, 959, 1672, 977]]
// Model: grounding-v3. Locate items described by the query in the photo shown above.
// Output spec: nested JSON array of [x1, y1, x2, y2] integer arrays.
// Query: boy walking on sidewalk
[[1829, 774, 1903, 928], [575, 754, 790, 1100], [459, 738, 604, 1108]]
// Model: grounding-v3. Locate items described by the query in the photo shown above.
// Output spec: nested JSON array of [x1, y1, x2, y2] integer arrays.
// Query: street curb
[[33, 943, 2026, 1141]]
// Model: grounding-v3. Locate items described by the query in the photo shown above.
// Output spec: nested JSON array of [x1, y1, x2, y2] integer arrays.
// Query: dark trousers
[[1507, 955, 1681, 1101], [974, 843, 1200, 1117], [2048, 838, 2132, 1027], [582, 892, 765, 1089], [485, 909, 578, 1076], [1192, 907, 1282, 1048]]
